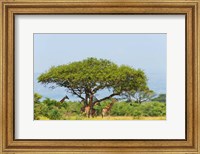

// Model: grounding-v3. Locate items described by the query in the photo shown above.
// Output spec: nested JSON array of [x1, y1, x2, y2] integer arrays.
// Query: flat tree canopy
[[38, 57, 148, 106]]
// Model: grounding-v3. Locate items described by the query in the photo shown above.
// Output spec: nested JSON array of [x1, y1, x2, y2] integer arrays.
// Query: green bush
[[152, 94, 166, 102], [48, 109, 62, 120], [34, 96, 166, 120], [132, 109, 142, 119], [34, 93, 42, 103]]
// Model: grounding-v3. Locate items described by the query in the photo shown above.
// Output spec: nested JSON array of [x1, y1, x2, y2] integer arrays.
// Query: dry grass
[[75, 116, 166, 120], [38, 116, 166, 120]]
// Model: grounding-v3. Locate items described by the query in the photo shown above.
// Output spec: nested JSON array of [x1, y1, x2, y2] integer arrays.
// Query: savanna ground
[[34, 96, 166, 120], [39, 116, 166, 120]]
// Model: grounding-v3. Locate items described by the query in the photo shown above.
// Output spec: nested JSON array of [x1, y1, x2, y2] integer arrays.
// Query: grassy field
[[38, 116, 166, 120]]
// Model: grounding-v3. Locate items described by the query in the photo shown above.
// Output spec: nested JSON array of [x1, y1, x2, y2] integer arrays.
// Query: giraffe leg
[[102, 112, 104, 118]]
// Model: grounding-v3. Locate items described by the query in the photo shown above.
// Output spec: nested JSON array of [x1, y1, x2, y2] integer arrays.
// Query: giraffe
[[59, 95, 69, 103], [80, 95, 99, 118], [81, 105, 97, 118], [101, 98, 117, 118]]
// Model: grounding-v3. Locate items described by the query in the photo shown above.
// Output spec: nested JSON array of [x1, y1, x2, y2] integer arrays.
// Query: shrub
[[132, 109, 142, 119], [34, 97, 166, 120], [34, 93, 42, 103], [48, 109, 62, 120]]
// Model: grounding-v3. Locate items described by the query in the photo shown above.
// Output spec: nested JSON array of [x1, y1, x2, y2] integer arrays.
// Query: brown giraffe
[[59, 95, 69, 103], [101, 98, 117, 118], [81, 105, 96, 118], [81, 95, 98, 118]]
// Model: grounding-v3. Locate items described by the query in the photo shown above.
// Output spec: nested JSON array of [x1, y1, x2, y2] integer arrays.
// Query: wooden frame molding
[[0, 0, 199, 153]]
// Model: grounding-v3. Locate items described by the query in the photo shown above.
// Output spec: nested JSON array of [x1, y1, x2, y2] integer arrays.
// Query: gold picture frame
[[0, 0, 199, 153]]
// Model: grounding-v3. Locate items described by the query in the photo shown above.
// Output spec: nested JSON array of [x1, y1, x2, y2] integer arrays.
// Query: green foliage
[[34, 102, 49, 120], [34, 97, 166, 120], [34, 93, 42, 103], [152, 94, 166, 102], [110, 102, 166, 117], [132, 109, 142, 119], [38, 58, 148, 105], [48, 109, 62, 120], [34, 97, 83, 120]]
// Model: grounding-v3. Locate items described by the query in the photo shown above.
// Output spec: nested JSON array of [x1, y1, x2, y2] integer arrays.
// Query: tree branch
[[94, 92, 120, 104], [69, 88, 85, 100]]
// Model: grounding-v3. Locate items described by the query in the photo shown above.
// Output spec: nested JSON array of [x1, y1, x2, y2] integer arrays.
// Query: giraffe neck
[[60, 96, 66, 103]]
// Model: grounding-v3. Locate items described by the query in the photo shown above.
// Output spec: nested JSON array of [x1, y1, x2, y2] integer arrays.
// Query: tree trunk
[[85, 93, 89, 106], [88, 94, 94, 118]]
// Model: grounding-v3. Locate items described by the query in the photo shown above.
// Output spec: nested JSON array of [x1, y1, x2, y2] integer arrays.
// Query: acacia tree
[[122, 88, 156, 104], [38, 58, 148, 115]]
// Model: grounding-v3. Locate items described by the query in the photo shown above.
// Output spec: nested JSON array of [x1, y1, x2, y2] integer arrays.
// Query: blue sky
[[34, 33, 166, 99], [34, 33, 166, 74]]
